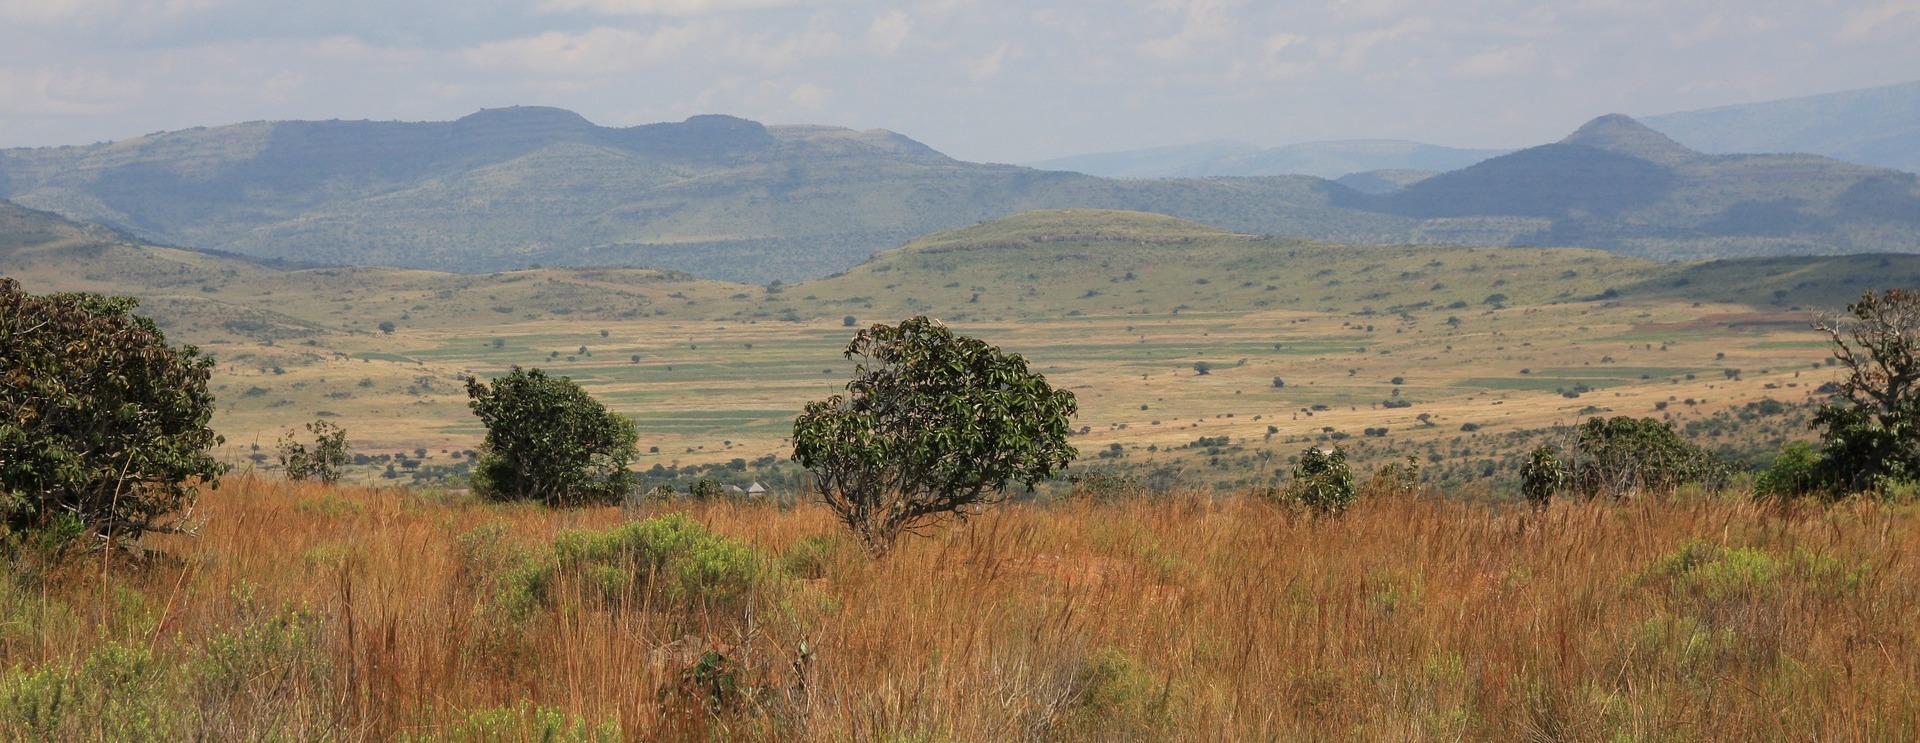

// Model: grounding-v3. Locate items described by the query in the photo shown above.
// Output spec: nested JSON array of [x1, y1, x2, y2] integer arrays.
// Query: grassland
[[3, 208, 1902, 491], [4, 477, 1916, 740]]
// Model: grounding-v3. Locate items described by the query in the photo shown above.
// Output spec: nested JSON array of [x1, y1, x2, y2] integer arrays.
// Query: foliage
[[1566, 416, 1728, 499], [276, 420, 350, 484], [551, 514, 763, 611], [688, 478, 725, 500], [0, 277, 226, 546], [464, 367, 637, 507], [792, 317, 1078, 555], [1361, 456, 1421, 499], [1755, 441, 1825, 500], [1519, 444, 1568, 506], [1810, 288, 1920, 493], [1283, 446, 1356, 516]]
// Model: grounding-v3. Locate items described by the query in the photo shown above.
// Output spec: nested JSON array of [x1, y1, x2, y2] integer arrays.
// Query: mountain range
[[1, 105, 1917, 283], [1027, 140, 1507, 180], [1644, 80, 1920, 173]]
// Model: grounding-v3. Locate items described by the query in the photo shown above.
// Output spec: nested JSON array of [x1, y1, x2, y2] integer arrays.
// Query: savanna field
[[6, 475, 1917, 741]]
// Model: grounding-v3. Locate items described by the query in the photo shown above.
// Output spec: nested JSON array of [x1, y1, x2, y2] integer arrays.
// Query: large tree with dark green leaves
[[1810, 288, 1920, 493], [0, 277, 227, 546], [465, 367, 637, 507], [792, 317, 1078, 555]]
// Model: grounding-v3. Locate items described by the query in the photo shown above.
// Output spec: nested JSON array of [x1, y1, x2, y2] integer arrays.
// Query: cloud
[[788, 81, 828, 110], [535, 0, 824, 16], [1838, 1, 1920, 41], [0, 65, 142, 114], [719, 26, 845, 68], [1137, 0, 1240, 62], [1451, 44, 1537, 78], [968, 41, 1012, 81], [867, 10, 911, 55], [462, 25, 708, 75]]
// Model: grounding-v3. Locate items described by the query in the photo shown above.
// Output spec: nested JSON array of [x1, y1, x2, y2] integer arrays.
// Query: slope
[[1644, 80, 1920, 173]]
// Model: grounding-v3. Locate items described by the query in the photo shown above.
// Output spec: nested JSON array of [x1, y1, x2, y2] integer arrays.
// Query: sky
[[0, 0, 1915, 164]]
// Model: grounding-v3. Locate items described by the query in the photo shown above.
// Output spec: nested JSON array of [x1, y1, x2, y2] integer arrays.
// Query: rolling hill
[[4, 109, 1920, 284]]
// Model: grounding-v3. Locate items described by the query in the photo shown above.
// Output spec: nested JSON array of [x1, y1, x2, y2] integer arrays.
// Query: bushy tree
[[277, 420, 350, 484], [1810, 289, 1920, 493], [0, 278, 227, 545], [1285, 446, 1356, 515], [465, 367, 637, 507], [1520, 444, 1568, 507], [1568, 416, 1728, 499], [792, 317, 1077, 555]]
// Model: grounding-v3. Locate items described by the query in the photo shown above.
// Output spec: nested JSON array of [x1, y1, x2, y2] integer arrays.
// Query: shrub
[[465, 367, 637, 506], [1568, 416, 1729, 499], [550, 514, 763, 613], [1755, 441, 1826, 500], [277, 420, 350, 484], [1520, 444, 1569, 506], [1283, 446, 1356, 515], [793, 317, 1077, 556], [0, 278, 227, 547]]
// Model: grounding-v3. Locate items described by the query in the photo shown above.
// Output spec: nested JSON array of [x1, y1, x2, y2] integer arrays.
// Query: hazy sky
[[0, 0, 1914, 163]]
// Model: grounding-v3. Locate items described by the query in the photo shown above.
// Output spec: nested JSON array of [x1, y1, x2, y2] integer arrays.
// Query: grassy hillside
[[7, 110, 1920, 285], [5, 206, 1908, 491]]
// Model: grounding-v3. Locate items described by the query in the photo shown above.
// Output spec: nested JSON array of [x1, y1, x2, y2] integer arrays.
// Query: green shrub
[[1283, 446, 1356, 515], [1069, 648, 1174, 737], [779, 534, 847, 580], [1755, 441, 1827, 501]]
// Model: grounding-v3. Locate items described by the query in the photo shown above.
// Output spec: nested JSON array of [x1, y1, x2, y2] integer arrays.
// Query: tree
[[1193, 361, 1212, 376], [1567, 416, 1727, 499], [378, 321, 396, 334], [278, 420, 351, 484], [1284, 446, 1355, 515], [0, 278, 227, 546], [791, 317, 1078, 555], [1520, 443, 1568, 507], [465, 367, 638, 507], [1811, 289, 1920, 492]]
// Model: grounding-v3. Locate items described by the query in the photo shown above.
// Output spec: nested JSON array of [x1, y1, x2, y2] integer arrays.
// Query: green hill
[[9, 110, 1920, 286]]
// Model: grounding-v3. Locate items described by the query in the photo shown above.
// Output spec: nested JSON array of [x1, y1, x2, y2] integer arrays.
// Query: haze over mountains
[[1027, 140, 1508, 180], [1, 98, 1917, 284]]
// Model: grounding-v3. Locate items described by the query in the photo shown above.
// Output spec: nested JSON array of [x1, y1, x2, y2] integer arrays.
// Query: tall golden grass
[[4, 475, 1916, 741]]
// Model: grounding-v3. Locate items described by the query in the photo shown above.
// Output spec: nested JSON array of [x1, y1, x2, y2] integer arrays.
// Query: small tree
[[689, 479, 725, 500], [465, 367, 637, 507], [1567, 416, 1727, 499], [1811, 289, 1920, 492], [792, 317, 1077, 555], [1520, 443, 1568, 507], [1285, 446, 1355, 515], [1193, 361, 1212, 376], [278, 420, 351, 484], [0, 278, 227, 546]]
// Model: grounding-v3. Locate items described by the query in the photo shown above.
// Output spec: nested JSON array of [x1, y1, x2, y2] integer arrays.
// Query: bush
[[465, 367, 637, 506], [793, 317, 1077, 555], [1520, 444, 1569, 506], [0, 278, 227, 547], [1282, 446, 1356, 516], [549, 514, 763, 614], [1755, 441, 1825, 500], [277, 421, 350, 484], [1569, 416, 1729, 499]]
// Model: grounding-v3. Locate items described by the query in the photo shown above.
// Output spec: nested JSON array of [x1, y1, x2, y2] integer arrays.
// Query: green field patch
[[351, 352, 418, 363], [1748, 340, 1828, 350]]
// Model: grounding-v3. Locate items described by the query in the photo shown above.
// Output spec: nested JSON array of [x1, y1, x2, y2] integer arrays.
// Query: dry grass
[[5, 477, 1917, 741]]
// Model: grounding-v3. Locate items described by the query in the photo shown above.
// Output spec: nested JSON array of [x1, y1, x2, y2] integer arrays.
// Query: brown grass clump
[[2, 476, 1916, 740]]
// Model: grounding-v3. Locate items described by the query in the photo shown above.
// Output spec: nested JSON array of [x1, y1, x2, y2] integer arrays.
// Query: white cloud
[[968, 41, 1012, 81], [1451, 44, 1537, 78], [1838, 1, 1920, 41], [1137, 0, 1241, 62], [719, 27, 845, 68], [867, 10, 912, 56], [788, 81, 828, 110], [462, 25, 708, 75], [535, 0, 823, 16], [0, 65, 141, 114]]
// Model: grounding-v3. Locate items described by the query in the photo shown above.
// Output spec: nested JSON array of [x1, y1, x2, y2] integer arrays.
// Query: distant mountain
[[1348, 114, 1920, 259], [1031, 139, 1504, 179], [0, 108, 1416, 283], [1025, 141, 1261, 178], [5, 109, 1920, 282], [1644, 80, 1920, 173]]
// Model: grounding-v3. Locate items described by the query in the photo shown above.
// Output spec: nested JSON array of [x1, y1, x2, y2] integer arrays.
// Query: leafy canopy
[[0, 277, 226, 545], [278, 420, 350, 485], [792, 317, 1077, 555], [1811, 288, 1920, 493], [465, 367, 638, 507]]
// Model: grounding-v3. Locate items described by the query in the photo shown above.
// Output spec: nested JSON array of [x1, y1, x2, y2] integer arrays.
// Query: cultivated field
[[5, 477, 1915, 740], [3, 210, 1896, 491]]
